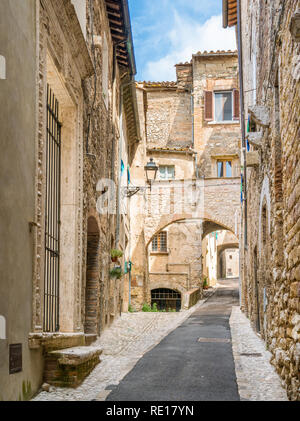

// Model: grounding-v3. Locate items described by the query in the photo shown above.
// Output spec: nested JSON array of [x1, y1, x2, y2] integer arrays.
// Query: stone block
[[246, 151, 260, 167], [44, 345, 102, 388], [248, 105, 270, 127]]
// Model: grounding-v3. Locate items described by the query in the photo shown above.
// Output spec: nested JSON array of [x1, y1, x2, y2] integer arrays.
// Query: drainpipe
[[237, 0, 247, 249], [237, 0, 247, 309], [191, 89, 198, 179]]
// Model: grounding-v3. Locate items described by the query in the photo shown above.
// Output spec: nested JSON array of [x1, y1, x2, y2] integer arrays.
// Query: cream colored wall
[[224, 249, 240, 278], [149, 220, 202, 292], [202, 233, 217, 286], [152, 153, 195, 180], [0, 0, 44, 401]]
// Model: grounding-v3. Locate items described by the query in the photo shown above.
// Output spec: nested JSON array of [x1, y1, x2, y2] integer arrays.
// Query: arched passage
[[84, 216, 100, 334], [146, 218, 238, 301], [217, 243, 239, 279]]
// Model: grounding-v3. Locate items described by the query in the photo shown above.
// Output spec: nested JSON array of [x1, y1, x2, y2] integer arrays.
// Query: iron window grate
[[43, 85, 61, 333]]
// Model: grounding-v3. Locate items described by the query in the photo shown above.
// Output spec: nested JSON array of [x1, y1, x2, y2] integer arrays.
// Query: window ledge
[[207, 120, 240, 125], [150, 252, 169, 256]]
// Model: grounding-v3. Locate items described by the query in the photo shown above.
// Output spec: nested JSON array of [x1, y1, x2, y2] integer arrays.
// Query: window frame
[[217, 159, 233, 178], [214, 90, 234, 122], [158, 165, 175, 181], [152, 231, 168, 253]]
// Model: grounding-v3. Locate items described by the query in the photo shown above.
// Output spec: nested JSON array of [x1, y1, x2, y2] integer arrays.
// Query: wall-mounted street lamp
[[122, 157, 158, 197], [144, 158, 158, 187]]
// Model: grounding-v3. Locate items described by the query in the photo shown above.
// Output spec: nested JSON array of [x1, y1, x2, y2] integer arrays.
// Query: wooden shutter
[[204, 91, 213, 121], [233, 89, 240, 120]]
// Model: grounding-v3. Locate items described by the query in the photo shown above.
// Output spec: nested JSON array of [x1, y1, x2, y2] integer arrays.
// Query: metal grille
[[44, 85, 61, 332], [151, 288, 181, 312], [152, 232, 167, 252]]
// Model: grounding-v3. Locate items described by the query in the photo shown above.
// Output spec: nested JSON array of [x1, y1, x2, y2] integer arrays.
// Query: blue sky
[[128, 0, 236, 81]]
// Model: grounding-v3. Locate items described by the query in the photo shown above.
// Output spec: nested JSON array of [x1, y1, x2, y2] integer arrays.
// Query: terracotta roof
[[193, 49, 238, 57], [142, 81, 177, 88], [222, 0, 238, 28], [175, 61, 192, 66], [147, 147, 195, 154]]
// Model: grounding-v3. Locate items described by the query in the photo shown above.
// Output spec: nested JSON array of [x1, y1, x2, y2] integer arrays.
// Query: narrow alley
[[0, 0, 299, 403], [33, 280, 288, 402]]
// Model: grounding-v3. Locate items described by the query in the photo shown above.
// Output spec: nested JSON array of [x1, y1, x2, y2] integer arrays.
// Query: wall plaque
[[9, 344, 22, 374]]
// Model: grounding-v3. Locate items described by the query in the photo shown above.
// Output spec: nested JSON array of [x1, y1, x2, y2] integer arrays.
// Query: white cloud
[[143, 14, 236, 81]]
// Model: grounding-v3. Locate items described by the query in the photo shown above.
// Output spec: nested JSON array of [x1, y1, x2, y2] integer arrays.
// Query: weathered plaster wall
[[146, 88, 192, 149], [0, 0, 43, 401]]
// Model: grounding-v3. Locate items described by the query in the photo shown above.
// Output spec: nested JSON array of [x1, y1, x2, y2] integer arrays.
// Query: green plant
[[111, 249, 123, 259], [142, 303, 152, 312], [203, 276, 208, 289], [22, 380, 32, 401], [128, 304, 134, 313], [110, 266, 123, 279], [152, 303, 158, 312]]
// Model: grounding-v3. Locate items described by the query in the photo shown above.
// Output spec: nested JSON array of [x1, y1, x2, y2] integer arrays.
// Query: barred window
[[152, 232, 167, 252]]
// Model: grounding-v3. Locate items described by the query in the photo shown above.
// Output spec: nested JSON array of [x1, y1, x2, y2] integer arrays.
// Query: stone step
[[85, 334, 98, 346], [44, 345, 102, 388]]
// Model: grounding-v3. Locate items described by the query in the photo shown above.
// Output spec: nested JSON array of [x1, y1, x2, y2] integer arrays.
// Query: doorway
[[254, 247, 260, 333], [84, 217, 100, 334]]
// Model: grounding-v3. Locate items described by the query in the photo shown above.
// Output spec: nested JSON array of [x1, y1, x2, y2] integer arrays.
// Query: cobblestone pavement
[[33, 284, 289, 401], [230, 306, 288, 401], [33, 293, 214, 401]]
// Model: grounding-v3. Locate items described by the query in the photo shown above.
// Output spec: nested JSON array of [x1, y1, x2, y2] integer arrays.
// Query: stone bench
[[44, 345, 102, 388]]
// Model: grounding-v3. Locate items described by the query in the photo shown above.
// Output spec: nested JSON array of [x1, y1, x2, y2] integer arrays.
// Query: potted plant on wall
[[111, 249, 123, 263], [203, 276, 209, 290], [110, 266, 123, 280]]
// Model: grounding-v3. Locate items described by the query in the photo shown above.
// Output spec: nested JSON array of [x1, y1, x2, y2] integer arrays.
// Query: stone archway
[[217, 243, 239, 279], [84, 217, 100, 335]]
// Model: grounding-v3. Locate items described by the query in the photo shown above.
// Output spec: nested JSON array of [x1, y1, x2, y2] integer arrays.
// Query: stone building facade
[[0, 0, 138, 400], [129, 51, 241, 311], [223, 0, 300, 401]]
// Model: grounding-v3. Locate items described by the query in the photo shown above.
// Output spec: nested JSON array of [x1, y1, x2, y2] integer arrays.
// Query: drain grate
[[239, 353, 262, 357], [197, 337, 231, 343]]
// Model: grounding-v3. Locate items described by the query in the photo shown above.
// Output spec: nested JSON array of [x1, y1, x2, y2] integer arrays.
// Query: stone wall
[[240, 0, 300, 401]]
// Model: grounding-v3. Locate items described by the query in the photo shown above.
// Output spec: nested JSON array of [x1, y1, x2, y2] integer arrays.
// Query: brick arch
[[149, 282, 187, 295], [146, 214, 237, 249], [150, 283, 185, 310], [258, 175, 271, 255], [84, 215, 100, 334], [217, 242, 239, 255]]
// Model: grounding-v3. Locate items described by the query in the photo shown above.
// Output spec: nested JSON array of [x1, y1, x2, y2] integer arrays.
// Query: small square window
[[159, 166, 175, 180], [152, 232, 168, 252]]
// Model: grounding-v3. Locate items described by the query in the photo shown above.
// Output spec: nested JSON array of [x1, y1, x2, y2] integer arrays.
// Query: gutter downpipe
[[191, 89, 198, 178], [237, 0, 247, 308]]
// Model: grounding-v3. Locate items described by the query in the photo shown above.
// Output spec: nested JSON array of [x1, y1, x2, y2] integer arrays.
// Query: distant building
[[129, 51, 241, 311]]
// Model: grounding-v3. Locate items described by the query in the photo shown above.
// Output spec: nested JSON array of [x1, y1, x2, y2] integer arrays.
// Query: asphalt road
[[106, 280, 240, 401]]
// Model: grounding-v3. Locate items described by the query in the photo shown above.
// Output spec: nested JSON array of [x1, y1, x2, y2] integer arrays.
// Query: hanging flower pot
[[111, 249, 123, 263], [110, 266, 123, 280]]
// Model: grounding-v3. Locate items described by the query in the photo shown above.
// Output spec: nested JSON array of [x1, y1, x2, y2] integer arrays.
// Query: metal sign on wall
[[9, 344, 22, 374]]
